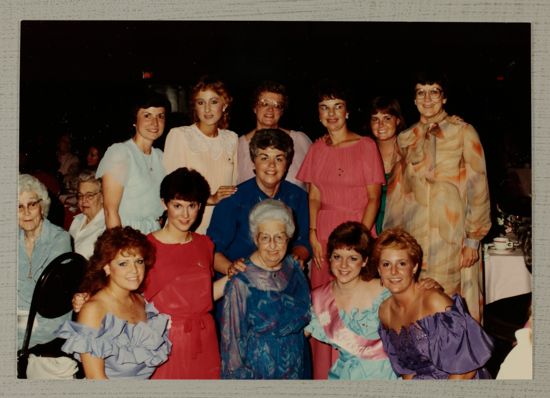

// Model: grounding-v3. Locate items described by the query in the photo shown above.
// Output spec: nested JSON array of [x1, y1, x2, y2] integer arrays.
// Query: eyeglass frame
[[77, 191, 101, 201], [256, 99, 285, 111], [415, 87, 444, 100], [18, 198, 42, 213], [256, 232, 289, 246]]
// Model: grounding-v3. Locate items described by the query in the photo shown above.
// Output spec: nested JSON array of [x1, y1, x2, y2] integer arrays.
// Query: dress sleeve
[[95, 143, 131, 186], [424, 295, 494, 375], [462, 124, 491, 241], [382, 147, 406, 230], [295, 141, 318, 183], [361, 138, 386, 185], [304, 305, 332, 345], [163, 127, 186, 174], [220, 276, 253, 379], [206, 195, 238, 255]]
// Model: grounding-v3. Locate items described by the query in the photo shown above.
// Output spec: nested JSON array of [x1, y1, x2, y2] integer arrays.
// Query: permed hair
[[249, 128, 294, 167], [79, 226, 156, 296], [252, 80, 288, 111], [18, 174, 51, 217], [190, 76, 233, 129], [370, 227, 423, 281], [249, 199, 295, 240]]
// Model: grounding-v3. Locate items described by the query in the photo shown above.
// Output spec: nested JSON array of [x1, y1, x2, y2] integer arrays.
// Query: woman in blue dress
[[96, 91, 170, 234], [305, 221, 397, 380], [56, 226, 171, 379], [220, 199, 311, 379]]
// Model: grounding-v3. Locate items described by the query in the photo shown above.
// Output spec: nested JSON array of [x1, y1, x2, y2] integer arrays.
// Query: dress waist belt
[[170, 314, 209, 359]]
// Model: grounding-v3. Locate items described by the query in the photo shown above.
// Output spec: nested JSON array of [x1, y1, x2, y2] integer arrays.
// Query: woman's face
[[86, 146, 100, 168], [253, 147, 288, 192], [254, 219, 289, 269], [77, 181, 103, 221], [18, 190, 44, 233], [414, 83, 447, 121], [194, 89, 226, 128], [164, 198, 201, 233], [254, 91, 284, 129], [370, 111, 400, 142], [134, 107, 166, 143], [103, 249, 146, 292], [377, 248, 418, 294], [329, 247, 366, 285], [318, 98, 348, 132]]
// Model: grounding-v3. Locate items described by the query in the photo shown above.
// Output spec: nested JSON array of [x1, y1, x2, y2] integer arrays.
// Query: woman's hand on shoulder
[[422, 288, 453, 315], [417, 277, 444, 292], [72, 292, 90, 313]]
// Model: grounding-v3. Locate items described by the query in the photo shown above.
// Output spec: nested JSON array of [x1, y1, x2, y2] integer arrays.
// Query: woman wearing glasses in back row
[[383, 70, 491, 322]]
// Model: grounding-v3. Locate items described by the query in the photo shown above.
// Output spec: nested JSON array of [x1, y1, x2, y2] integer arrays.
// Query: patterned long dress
[[383, 111, 491, 321]]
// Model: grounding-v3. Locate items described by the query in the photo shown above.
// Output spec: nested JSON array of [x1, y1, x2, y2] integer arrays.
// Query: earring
[[345, 113, 349, 119]]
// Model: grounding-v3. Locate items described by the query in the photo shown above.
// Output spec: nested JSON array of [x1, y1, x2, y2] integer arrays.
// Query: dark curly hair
[[327, 221, 377, 281], [79, 226, 156, 295], [190, 76, 233, 129], [370, 228, 423, 281], [249, 128, 294, 167]]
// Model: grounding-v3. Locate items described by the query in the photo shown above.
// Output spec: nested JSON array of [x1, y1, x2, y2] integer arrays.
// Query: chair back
[[19, 252, 87, 365]]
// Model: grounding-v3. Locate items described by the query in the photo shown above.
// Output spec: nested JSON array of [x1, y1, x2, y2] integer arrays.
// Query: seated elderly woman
[[220, 199, 311, 379], [56, 227, 171, 379], [375, 228, 494, 379], [69, 170, 106, 259], [207, 128, 311, 275], [18, 174, 73, 377]]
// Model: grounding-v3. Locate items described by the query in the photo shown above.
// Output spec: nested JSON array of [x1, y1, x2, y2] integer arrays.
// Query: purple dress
[[378, 295, 493, 379]]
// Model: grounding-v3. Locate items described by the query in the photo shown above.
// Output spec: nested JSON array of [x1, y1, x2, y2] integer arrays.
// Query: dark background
[[19, 21, 531, 218]]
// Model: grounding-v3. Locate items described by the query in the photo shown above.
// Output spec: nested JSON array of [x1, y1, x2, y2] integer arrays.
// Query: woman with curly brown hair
[[163, 76, 239, 233], [56, 227, 171, 379]]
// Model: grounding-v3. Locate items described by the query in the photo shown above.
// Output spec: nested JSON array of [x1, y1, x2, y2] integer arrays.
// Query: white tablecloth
[[484, 244, 531, 305]]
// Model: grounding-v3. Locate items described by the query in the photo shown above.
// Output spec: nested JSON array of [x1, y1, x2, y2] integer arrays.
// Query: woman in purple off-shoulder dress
[[373, 228, 493, 380]]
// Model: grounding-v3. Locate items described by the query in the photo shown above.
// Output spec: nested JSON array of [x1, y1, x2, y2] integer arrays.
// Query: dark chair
[[17, 252, 87, 379]]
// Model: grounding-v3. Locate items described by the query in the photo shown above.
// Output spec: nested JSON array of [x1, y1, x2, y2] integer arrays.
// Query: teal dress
[[375, 172, 391, 235], [305, 288, 397, 380]]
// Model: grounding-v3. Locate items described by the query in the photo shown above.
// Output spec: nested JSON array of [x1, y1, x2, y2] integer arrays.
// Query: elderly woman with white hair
[[220, 199, 311, 379], [68, 170, 105, 259], [18, 174, 74, 377]]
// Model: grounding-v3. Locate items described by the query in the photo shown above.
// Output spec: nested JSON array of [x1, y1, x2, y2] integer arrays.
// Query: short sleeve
[[96, 143, 131, 186], [424, 295, 494, 374], [360, 138, 385, 186], [304, 305, 332, 345], [295, 140, 320, 183]]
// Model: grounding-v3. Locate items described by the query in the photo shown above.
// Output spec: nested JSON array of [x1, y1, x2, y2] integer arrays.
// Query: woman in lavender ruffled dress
[[375, 228, 494, 379]]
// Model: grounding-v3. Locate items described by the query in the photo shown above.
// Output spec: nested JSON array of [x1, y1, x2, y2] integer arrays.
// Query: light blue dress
[[18, 219, 72, 349], [305, 288, 398, 380], [96, 139, 165, 234], [56, 301, 172, 379]]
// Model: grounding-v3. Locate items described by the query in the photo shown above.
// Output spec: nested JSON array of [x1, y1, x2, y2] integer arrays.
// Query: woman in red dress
[[144, 167, 229, 379]]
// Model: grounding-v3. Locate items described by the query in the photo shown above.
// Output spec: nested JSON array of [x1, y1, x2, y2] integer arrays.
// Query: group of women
[[18, 70, 494, 380]]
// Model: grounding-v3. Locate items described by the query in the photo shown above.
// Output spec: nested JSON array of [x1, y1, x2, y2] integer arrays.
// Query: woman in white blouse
[[69, 170, 105, 259], [163, 76, 238, 233]]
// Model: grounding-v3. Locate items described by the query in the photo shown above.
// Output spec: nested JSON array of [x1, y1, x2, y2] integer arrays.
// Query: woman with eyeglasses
[[220, 199, 311, 379], [237, 81, 312, 190], [383, 70, 491, 321], [163, 76, 238, 233], [18, 174, 74, 378], [296, 80, 385, 379], [68, 170, 106, 259]]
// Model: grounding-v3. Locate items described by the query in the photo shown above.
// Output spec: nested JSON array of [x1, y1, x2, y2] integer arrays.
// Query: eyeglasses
[[257, 233, 288, 246], [415, 88, 443, 100], [18, 199, 42, 212], [77, 191, 101, 201], [257, 99, 284, 111]]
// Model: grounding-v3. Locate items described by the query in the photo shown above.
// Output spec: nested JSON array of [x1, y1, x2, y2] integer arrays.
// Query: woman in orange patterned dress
[[383, 71, 491, 321]]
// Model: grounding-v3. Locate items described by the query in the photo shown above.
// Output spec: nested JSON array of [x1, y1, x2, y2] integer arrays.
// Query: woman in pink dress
[[296, 81, 385, 379], [144, 167, 229, 379]]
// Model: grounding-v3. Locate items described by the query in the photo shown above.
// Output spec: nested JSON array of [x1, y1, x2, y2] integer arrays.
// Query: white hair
[[249, 199, 295, 239], [18, 174, 51, 217]]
